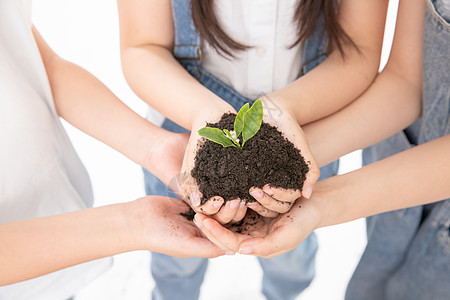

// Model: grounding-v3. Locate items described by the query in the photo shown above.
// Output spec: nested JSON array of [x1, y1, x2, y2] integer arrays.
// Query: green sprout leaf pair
[[198, 99, 264, 149]]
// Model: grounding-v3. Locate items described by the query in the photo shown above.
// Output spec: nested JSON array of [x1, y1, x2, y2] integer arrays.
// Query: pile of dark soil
[[191, 113, 309, 204]]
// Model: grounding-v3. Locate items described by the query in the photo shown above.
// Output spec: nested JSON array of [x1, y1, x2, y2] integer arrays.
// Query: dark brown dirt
[[191, 113, 309, 204]]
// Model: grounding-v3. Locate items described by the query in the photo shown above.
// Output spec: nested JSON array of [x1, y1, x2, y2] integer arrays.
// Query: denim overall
[[143, 1, 338, 299], [345, 1, 450, 299]]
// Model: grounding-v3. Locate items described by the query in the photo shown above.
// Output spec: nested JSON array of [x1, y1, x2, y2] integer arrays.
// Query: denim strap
[[170, 0, 202, 63]]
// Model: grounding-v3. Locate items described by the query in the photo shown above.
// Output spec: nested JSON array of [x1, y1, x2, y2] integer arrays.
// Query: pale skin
[[0, 197, 226, 286], [195, 0, 450, 257], [0, 28, 225, 285], [117, 0, 387, 218]]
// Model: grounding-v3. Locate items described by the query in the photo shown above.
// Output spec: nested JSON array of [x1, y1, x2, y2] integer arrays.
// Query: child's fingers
[[249, 187, 293, 213], [212, 199, 241, 224], [193, 214, 235, 252], [300, 156, 320, 199], [231, 201, 247, 223], [194, 213, 253, 253], [195, 196, 224, 215], [246, 201, 279, 218], [238, 227, 295, 258], [261, 185, 301, 203]]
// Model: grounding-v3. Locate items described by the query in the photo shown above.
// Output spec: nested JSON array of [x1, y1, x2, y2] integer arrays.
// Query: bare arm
[[33, 27, 186, 186], [270, 0, 389, 125], [0, 197, 224, 286], [117, 0, 233, 130], [231, 134, 450, 257], [304, 0, 424, 167]]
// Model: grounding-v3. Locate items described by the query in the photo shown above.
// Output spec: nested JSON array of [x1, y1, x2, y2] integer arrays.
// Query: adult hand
[[248, 96, 320, 218], [238, 197, 321, 258], [130, 196, 231, 258], [194, 196, 322, 258], [180, 102, 248, 224], [192, 209, 274, 253]]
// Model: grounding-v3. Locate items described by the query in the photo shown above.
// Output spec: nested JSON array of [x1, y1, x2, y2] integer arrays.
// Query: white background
[[32, 1, 398, 299]]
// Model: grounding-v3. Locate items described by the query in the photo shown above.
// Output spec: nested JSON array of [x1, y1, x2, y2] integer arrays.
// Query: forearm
[[269, 0, 388, 125], [304, 68, 421, 167], [33, 27, 173, 176], [313, 135, 450, 228], [48, 58, 168, 166], [121, 45, 232, 129], [303, 0, 424, 167], [0, 203, 138, 286], [270, 47, 380, 125]]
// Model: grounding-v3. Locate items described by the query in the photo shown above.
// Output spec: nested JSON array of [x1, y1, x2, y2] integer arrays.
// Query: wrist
[[263, 92, 307, 125], [191, 100, 236, 129], [120, 199, 151, 251], [309, 175, 352, 229]]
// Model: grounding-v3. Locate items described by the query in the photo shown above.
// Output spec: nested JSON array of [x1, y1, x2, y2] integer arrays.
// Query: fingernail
[[191, 192, 201, 206], [229, 200, 240, 209], [262, 187, 274, 196], [225, 251, 235, 256], [193, 214, 202, 228], [213, 200, 223, 208], [250, 189, 264, 199], [238, 246, 252, 255], [239, 201, 246, 208], [246, 202, 257, 208], [304, 186, 313, 199]]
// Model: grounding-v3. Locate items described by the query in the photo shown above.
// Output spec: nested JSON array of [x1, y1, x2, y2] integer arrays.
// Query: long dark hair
[[191, 0, 357, 58]]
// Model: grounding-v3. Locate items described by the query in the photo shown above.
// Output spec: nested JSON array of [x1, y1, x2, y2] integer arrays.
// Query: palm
[[139, 196, 224, 258]]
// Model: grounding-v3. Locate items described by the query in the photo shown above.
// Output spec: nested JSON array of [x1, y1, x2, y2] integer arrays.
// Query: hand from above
[[193, 197, 322, 258], [179, 103, 248, 225], [248, 97, 320, 218]]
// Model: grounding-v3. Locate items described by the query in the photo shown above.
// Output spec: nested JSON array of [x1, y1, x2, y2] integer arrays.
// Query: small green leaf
[[234, 103, 250, 137], [242, 99, 263, 146], [198, 127, 236, 148]]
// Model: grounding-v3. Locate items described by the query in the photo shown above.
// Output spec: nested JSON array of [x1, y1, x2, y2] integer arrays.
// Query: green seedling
[[198, 99, 263, 149]]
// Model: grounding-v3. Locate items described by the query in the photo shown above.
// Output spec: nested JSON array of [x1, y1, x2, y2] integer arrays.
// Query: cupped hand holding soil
[[242, 97, 320, 216], [190, 96, 319, 220], [180, 103, 249, 224]]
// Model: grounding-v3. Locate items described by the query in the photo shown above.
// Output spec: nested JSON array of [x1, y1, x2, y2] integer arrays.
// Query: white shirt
[[0, 1, 110, 299], [202, 0, 302, 99], [146, 0, 302, 125]]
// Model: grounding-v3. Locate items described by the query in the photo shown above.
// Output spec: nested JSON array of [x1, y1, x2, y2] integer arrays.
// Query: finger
[[238, 228, 295, 258], [300, 156, 320, 199], [193, 213, 247, 253], [193, 213, 234, 252], [261, 185, 301, 203], [246, 201, 279, 218], [212, 199, 241, 225], [249, 187, 294, 213], [195, 196, 224, 215], [231, 201, 247, 223]]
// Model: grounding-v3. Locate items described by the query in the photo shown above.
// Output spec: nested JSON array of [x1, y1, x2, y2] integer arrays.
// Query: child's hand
[[180, 172, 248, 225], [248, 97, 320, 217], [192, 209, 274, 253], [179, 102, 247, 224], [237, 197, 322, 258], [131, 196, 228, 258], [144, 131, 189, 189]]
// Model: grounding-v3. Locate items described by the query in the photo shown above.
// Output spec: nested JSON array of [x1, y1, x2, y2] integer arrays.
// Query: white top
[[147, 0, 302, 125], [0, 1, 110, 299], [202, 0, 302, 100]]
